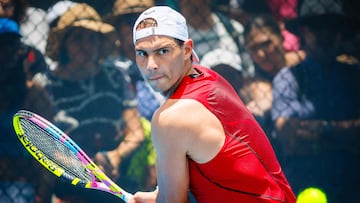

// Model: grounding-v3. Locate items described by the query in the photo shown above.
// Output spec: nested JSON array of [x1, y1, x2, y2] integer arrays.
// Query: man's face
[[135, 35, 187, 94]]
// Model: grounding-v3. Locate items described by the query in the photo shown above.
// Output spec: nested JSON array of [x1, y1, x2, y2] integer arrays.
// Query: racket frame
[[13, 110, 133, 202]]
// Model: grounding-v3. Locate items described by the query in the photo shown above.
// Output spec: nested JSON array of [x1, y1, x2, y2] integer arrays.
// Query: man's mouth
[[147, 75, 164, 81]]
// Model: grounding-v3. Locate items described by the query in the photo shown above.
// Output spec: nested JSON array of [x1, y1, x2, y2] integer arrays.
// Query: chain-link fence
[[1, 0, 359, 202]]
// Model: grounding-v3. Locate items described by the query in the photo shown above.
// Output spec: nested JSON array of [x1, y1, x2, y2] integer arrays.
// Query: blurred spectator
[[217, 0, 272, 25], [218, 0, 302, 63], [241, 14, 304, 137], [103, 0, 162, 190], [20, 5, 49, 54], [0, 0, 28, 23], [262, 0, 300, 53], [0, 17, 55, 203], [245, 14, 288, 78], [170, 0, 255, 77], [298, 0, 343, 16], [239, 78, 272, 132], [35, 2, 147, 202], [264, 0, 298, 21], [0, 0, 49, 53], [104, 0, 164, 122], [272, 11, 360, 202], [45, 0, 76, 71], [0, 0, 49, 83]]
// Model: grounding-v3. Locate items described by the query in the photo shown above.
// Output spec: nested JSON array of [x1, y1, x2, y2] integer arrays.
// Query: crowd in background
[[1, 0, 359, 202]]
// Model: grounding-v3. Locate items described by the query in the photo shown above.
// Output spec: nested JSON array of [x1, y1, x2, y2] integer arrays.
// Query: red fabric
[[170, 65, 296, 203], [27, 50, 35, 64], [265, 0, 298, 21]]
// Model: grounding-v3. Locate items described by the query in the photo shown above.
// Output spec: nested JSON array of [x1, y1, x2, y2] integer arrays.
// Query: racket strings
[[20, 119, 92, 183]]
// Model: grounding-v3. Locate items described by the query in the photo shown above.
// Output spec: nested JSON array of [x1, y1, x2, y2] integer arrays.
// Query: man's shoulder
[[155, 99, 207, 124], [153, 98, 217, 147]]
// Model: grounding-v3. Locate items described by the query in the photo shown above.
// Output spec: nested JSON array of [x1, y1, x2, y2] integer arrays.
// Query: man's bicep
[[151, 122, 190, 203]]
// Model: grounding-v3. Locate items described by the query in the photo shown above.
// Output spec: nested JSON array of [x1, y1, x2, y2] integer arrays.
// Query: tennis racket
[[12, 110, 133, 202]]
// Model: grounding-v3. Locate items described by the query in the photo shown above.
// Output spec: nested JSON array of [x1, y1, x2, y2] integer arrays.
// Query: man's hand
[[128, 191, 157, 203]]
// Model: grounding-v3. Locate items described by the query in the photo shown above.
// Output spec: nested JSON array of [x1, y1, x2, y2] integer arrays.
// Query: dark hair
[[244, 14, 282, 39], [241, 0, 272, 15], [10, 0, 29, 23], [174, 38, 196, 62], [174, 38, 184, 46]]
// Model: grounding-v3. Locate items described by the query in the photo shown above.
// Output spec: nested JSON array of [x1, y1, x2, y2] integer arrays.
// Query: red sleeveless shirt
[[169, 65, 295, 203]]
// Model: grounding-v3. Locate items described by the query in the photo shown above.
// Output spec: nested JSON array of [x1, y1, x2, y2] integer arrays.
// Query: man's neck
[[162, 62, 196, 98]]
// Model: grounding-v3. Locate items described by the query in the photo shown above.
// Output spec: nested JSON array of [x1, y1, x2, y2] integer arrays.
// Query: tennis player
[[129, 6, 296, 203]]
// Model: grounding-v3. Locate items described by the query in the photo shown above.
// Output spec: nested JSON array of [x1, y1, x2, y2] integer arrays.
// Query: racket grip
[[122, 191, 134, 202]]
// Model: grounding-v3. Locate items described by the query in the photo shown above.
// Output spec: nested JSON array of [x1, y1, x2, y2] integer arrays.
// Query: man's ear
[[184, 39, 194, 59]]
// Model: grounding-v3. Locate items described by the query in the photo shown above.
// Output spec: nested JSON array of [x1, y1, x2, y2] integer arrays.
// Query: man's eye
[[158, 48, 169, 55], [136, 50, 146, 57]]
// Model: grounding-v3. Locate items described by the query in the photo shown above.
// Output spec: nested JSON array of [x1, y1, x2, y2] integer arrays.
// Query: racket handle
[[122, 191, 134, 202]]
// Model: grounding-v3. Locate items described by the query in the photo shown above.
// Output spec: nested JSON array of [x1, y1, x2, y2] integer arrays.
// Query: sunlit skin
[[135, 35, 194, 97]]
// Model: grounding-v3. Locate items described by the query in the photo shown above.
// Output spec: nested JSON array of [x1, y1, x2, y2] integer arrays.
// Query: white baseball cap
[[133, 6, 199, 63]]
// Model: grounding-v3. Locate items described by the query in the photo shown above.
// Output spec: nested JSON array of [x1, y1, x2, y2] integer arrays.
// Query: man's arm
[[128, 99, 225, 203], [150, 100, 192, 203]]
